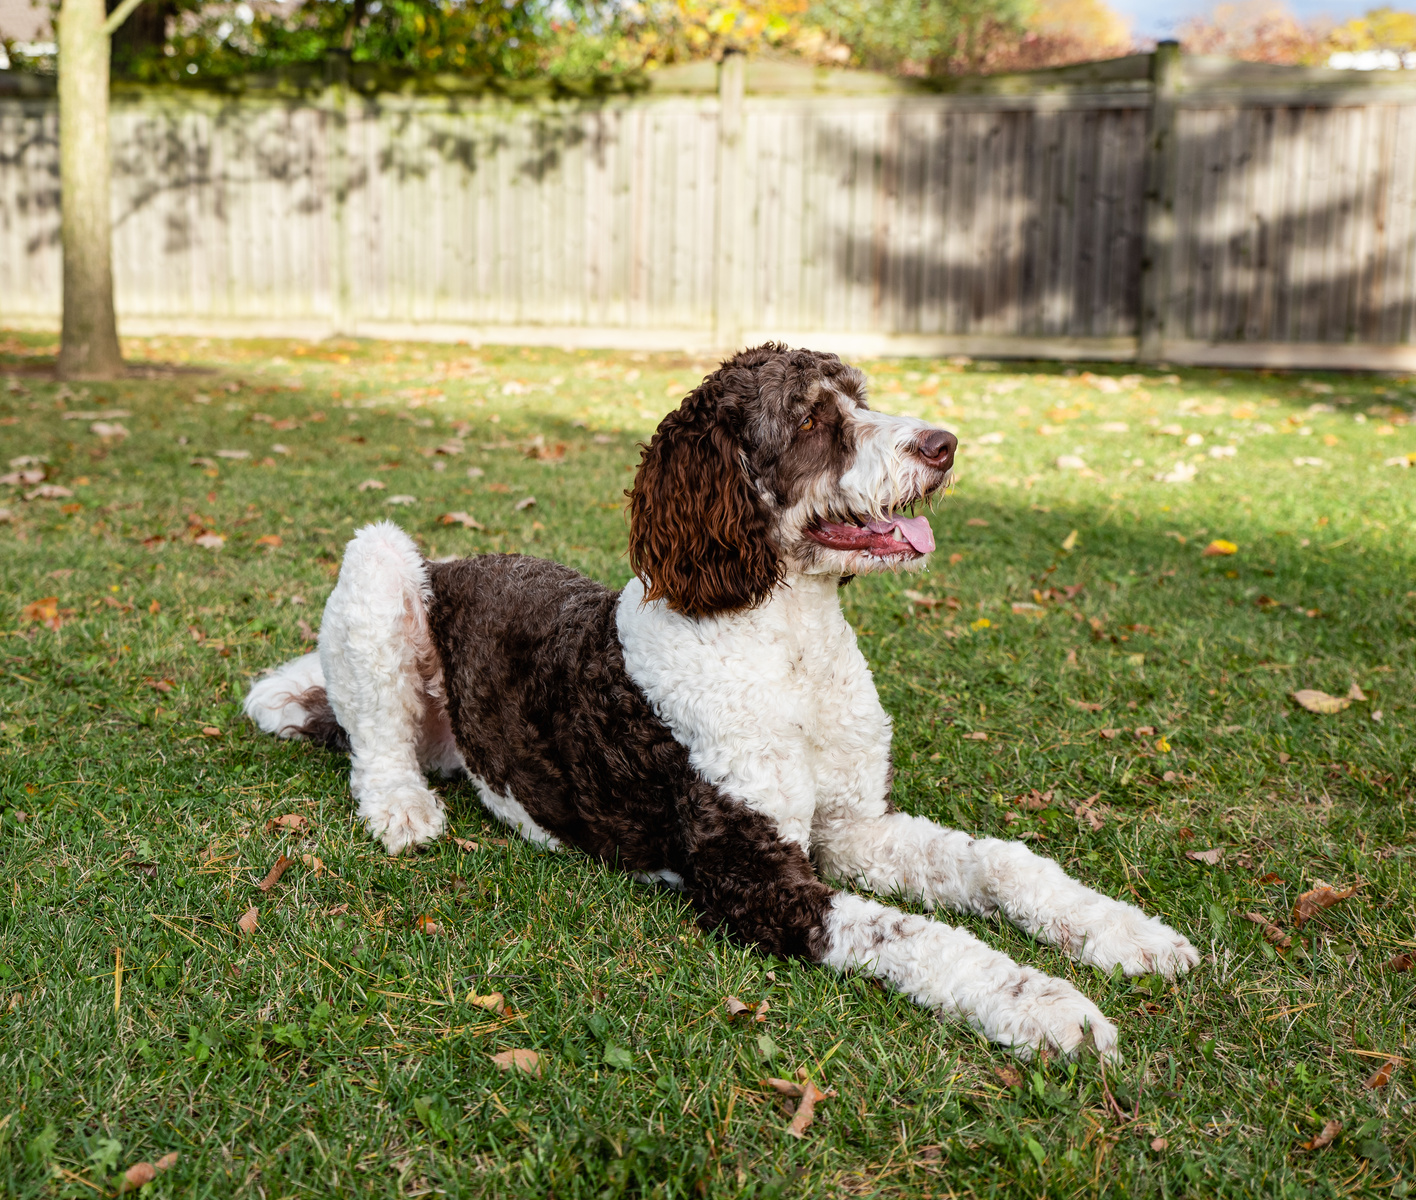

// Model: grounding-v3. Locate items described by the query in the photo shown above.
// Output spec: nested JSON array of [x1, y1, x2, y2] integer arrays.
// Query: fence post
[[714, 50, 745, 352], [1138, 40, 1181, 363], [325, 49, 352, 339]]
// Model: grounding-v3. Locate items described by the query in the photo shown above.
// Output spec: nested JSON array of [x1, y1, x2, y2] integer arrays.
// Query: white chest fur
[[616, 574, 894, 850]]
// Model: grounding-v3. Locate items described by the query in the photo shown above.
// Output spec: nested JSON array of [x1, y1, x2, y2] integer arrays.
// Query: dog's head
[[628, 343, 956, 618]]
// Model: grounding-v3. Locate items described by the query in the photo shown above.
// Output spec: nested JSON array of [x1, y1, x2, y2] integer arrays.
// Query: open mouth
[[805, 512, 935, 559]]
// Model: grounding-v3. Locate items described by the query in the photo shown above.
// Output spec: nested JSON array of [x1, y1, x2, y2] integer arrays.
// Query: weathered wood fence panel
[[3, 53, 1416, 368]]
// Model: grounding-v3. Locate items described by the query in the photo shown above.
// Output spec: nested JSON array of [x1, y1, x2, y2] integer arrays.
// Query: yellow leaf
[[1201, 539, 1238, 556], [1293, 689, 1351, 715], [1060, 529, 1079, 551], [971, 617, 992, 630], [1155, 736, 1171, 752]]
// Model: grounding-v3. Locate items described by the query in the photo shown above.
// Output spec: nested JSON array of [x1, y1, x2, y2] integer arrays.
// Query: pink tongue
[[865, 515, 935, 554]]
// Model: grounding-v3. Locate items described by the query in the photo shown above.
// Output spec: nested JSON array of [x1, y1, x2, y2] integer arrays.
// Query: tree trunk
[[57, 0, 125, 380]]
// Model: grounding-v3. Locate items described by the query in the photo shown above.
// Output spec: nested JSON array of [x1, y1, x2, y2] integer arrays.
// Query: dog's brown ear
[[628, 405, 780, 618]]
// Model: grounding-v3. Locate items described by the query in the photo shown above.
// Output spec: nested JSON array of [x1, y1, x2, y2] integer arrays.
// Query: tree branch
[[102, 0, 147, 38]]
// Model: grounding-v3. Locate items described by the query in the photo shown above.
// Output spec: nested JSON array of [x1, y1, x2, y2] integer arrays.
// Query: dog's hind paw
[[359, 784, 446, 855], [979, 970, 1119, 1062], [1076, 907, 1200, 979]]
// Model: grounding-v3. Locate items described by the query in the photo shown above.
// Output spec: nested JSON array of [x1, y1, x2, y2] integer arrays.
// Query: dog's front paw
[[1079, 905, 1199, 979], [360, 784, 446, 855], [980, 969, 1118, 1062]]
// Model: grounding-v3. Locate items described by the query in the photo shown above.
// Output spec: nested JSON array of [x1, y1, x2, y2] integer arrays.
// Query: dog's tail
[[243, 651, 351, 753]]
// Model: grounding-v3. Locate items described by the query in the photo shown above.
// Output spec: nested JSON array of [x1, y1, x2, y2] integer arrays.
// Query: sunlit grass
[[0, 330, 1411, 1197]]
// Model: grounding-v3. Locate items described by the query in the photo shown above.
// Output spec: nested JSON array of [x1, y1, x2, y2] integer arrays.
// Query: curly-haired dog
[[246, 344, 1197, 1059]]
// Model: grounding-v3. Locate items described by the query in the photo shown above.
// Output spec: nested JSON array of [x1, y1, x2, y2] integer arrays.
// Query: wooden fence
[[3, 49, 1416, 368]]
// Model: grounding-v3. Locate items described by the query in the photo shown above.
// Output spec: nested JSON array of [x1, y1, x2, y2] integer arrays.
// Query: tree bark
[[57, 0, 125, 380]]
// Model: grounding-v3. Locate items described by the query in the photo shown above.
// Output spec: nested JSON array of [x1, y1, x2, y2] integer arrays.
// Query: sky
[[1110, 0, 1376, 38], [1113, 0, 1378, 38]]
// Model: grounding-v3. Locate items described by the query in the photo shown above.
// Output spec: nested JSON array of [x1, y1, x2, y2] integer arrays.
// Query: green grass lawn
[[0, 330, 1412, 1199]]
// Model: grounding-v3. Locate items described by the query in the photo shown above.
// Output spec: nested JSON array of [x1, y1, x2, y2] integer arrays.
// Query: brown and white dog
[[246, 344, 1196, 1059]]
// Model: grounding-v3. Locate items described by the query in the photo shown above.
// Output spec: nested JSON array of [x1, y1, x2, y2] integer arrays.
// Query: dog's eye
[[799, 415, 815, 432]]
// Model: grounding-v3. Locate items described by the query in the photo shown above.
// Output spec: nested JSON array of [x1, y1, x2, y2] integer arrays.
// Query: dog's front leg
[[684, 783, 1117, 1061], [813, 809, 1198, 978]]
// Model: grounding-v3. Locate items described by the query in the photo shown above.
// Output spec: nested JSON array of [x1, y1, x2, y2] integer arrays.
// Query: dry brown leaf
[[119, 1163, 157, 1192], [1383, 952, 1413, 973], [258, 854, 294, 892], [440, 511, 485, 530], [1150, 1137, 1169, 1151], [1346, 683, 1367, 702], [299, 853, 325, 876], [1292, 881, 1362, 928], [1186, 847, 1224, 865], [414, 914, 441, 935], [962, 731, 988, 741], [1018, 790, 1053, 811], [1070, 700, 1104, 712], [1364, 1057, 1399, 1090], [201, 725, 222, 737], [763, 1069, 837, 1138], [1072, 794, 1105, 831], [1099, 728, 1120, 739], [267, 813, 309, 833], [325, 903, 349, 916], [491, 1048, 541, 1076], [236, 906, 259, 935], [155, 1152, 179, 1172], [147, 677, 175, 693], [724, 995, 769, 1023], [1293, 689, 1351, 715], [994, 1065, 1024, 1088], [1133, 725, 1157, 737], [902, 589, 943, 609], [1298, 1119, 1341, 1151], [21, 596, 63, 631], [1244, 912, 1292, 950], [468, 991, 507, 1014], [451, 836, 479, 852], [1257, 872, 1283, 885]]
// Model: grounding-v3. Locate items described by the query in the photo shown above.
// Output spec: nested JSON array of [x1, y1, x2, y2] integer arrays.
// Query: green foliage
[[805, 0, 1033, 72]]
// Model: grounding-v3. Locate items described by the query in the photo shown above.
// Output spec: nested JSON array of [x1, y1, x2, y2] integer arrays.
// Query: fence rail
[[3, 51, 1416, 367]]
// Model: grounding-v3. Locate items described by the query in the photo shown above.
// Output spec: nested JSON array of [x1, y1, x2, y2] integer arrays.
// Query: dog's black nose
[[914, 429, 957, 469]]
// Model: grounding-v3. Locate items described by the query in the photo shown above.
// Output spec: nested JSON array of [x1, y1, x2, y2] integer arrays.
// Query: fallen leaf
[[194, 533, 225, 549], [1292, 881, 1362, 928], [1201, 539, 1238, 556], [962, 731, 988, 741], [1383, 952, 1413, 973], [902, 588, 943, 609], [201, 725, 222, 737], [325, 903, 349, 916], [21, 596, 63, 631], [451, 836, 479, 852], [724, 995, 770, 1023], [1134, 725, 1157, 737], [258, 854, 294, 892], [118, 1162, 156, 1192], [297, 619, 316, 642], [1186, 847, 1224, 865], [1298, 1120, 1341, 1152], [1070, 700, 1104, 712], [1018, 789, 1053, 810], [1346, 683, 1367, 702], [267, 813, 309, 833], [26, 484, 74, 500], [255, 534, 282, 548], [357, 479, 387, 492], [514, 496, 537, 511], [763, 1069, 838, 1139], [1244, 912, 1292, 950], [1099, 728, 1120, 739], [386, 495, 418, 506], [994, 1065, 1024, 1088], [468, 992, 506, 1015], [216, 449, 250, 460], [236, 906, 259, 935], [1278, 752, 1291, 764], [1293, 689, 1350, 715], [155, 1153, 179, 1172], [1060, 529, 1079, 550], [414, 914, 441, 935], [490, 1048, 541, 1076], [299, 853, 325, 875], [966, 518, 990, 527], [1364, 1057, 1399, 1090], [1256, 873, 1283, 885], [440, 511, 484, 529]]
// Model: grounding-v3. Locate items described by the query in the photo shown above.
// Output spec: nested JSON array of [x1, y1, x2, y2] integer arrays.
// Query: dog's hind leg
[[319, 521, 449, 854]]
